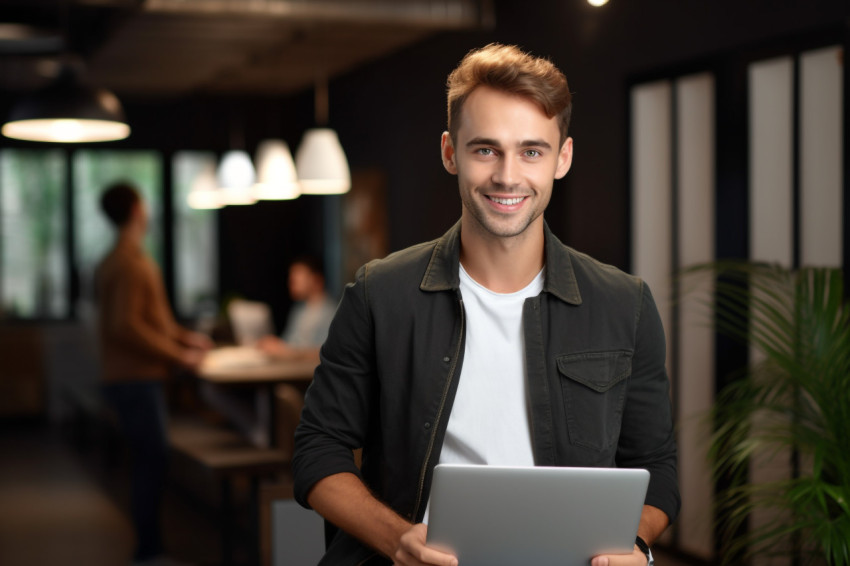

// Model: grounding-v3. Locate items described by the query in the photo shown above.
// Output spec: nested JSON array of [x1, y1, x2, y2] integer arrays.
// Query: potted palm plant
[[684, 262, 850, 565]]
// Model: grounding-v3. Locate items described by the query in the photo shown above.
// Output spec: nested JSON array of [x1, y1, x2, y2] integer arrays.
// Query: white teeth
[[491, 196, 524, 205]]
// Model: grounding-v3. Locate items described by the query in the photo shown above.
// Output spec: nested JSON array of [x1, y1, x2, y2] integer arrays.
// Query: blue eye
[[476, 148, 494, 156]]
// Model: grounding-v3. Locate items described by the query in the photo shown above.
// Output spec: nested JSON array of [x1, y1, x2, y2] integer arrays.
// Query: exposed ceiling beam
[[142, 0, 489, 28]]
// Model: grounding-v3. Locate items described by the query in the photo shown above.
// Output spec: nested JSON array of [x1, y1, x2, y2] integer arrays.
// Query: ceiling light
[[295, 128, 351, 195], [187, 162, 223, 209], [295, 78, 351, 195], [217, 150, 257, 205], [254, 139, 300, 200], [2, 66, 130, 143], [588, 0, 609, 6]]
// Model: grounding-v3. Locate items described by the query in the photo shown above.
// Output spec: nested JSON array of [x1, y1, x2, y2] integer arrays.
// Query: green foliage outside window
[[173, 151, 218, 319], [72, 150, 163, 315], [0, 150, 67, 318]]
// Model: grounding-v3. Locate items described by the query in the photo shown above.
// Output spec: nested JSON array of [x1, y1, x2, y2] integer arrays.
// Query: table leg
[[221, 477, 234, 566]]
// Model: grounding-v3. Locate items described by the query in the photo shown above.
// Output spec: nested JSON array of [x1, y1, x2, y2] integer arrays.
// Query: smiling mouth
[[487, 195, 526, 205]]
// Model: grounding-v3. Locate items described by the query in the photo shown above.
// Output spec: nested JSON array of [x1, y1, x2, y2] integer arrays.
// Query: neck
[[118, 223, 143, 247], [459, 217, 545, 293], [305, 289, 327, 305]]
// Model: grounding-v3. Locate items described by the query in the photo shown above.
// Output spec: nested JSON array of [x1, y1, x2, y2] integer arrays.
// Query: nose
[[492, 155, 518, 188]]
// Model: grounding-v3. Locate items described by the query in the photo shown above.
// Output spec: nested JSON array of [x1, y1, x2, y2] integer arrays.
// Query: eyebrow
[[465, 137, 553, 151]]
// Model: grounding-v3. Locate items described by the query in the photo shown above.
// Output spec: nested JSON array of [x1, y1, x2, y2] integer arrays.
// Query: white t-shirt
[[424, 264, 543, 522]]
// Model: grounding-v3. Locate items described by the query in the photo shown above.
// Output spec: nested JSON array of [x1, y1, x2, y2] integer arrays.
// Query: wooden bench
[[169, 418, 287, 566]]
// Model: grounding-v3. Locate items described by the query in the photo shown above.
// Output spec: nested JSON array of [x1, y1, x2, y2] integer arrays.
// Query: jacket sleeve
[[616, 282, 680, 523], [292, 264, 377, 508]]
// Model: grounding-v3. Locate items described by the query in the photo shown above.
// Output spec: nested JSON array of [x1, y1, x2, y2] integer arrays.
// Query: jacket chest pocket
[[556, 351, 632, 451]]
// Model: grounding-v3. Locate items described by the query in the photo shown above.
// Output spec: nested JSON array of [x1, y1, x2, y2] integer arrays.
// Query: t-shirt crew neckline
[[457, 263, 545, 296]]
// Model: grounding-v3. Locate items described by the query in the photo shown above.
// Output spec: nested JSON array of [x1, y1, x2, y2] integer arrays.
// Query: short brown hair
[[446, 43, 572, 146], [100, 182, 140, 227]]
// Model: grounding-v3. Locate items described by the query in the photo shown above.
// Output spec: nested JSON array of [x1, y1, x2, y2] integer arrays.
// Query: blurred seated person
[[256, 255, 337, 362], [201, 255, 336, 448]]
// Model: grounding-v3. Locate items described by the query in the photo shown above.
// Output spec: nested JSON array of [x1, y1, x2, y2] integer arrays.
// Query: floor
[[0, 419, 706, 566]]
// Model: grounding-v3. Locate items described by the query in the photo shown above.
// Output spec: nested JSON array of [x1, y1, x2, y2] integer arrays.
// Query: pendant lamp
[[295, 129, 351, 195], [254, 139, 300, 200], [187, 162, 223, 210], [217, 149, 257, 205], [295, 78, 350, 195], [2, 65, 130, 143]]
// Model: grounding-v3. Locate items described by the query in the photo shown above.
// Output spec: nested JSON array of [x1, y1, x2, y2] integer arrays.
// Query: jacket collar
[[419, 219, 582, 306]]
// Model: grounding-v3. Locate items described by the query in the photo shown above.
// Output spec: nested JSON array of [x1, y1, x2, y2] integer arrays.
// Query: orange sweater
[[95, 238, 186, 382]]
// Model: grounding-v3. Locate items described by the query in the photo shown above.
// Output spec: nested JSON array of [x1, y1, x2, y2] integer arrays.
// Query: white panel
[[748, 57, 795, 566], [749, 57, 794, 266], [800, 46, 844, 267], [675, 72, 715, 560], [631, 81, 673, 378]]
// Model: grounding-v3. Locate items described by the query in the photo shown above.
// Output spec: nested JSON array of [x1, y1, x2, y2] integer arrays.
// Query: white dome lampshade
[[295, 128, 351, 195], [217, 149, 256, 205], [186, 163, 222, 210], [254, 139, 300, 200]]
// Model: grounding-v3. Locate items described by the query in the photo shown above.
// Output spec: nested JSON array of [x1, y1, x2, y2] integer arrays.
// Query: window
[[72, 150, 163, 315], [173, 151, 218, 319], [0, 148, 221, 322], [0, 149, 68, 318]]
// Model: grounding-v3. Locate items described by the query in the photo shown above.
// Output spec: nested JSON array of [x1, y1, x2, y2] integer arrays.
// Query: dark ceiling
[[0, 0, 492, 97]]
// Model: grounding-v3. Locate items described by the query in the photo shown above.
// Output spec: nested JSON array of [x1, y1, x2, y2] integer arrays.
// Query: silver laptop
[[427, 464, 649, 566], [228, 299, 273, 346]]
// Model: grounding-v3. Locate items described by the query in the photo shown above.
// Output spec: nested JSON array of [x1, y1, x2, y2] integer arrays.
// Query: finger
[[394, 548, 458, 566], [592, 548, 645, 566], [396, 524, 457, 566]]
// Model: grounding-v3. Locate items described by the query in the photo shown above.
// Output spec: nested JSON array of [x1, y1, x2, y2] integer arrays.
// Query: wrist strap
[[634, 536, 652, 564]]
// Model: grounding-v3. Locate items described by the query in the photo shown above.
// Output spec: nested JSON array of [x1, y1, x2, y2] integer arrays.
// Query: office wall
[[4, 0, 845, 294], [628, 31, 845, 564], [325, 0, 849, 267]]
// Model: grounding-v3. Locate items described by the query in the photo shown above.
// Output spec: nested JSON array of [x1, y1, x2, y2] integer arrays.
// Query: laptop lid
[[426, 464, 649, 566], [228, 299, 273, 346]]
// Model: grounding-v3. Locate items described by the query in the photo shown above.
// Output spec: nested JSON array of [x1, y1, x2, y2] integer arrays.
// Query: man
[[293, 44, 679, 566], [202, 255, 336, 448], [257, 255, 337, 362], [96, 182, 211, 566]]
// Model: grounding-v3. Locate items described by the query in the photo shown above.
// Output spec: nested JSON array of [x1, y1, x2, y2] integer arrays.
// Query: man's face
[[288, 263, 314, 301], [441, 86, 572, 241]]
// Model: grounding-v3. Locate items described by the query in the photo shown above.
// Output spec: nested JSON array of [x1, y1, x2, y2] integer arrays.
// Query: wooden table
[[190, 347, 318, 566], [197, 346, 317, 450], [198, 346, 317, 386]]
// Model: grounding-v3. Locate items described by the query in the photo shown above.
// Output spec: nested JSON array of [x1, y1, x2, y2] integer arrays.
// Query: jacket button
[[424, 422, 431, 430], [442, 356, 450, 363]]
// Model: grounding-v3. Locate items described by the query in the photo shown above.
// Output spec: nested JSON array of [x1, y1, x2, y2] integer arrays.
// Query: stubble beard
[[461, 188, 541, 240]]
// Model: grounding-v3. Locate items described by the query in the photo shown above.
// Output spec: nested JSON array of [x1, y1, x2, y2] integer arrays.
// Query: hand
[[256, 335, 294, 358], [591, 546, 648, 566], [393, 524, 458, 566], [179, 347, 206, 370], [187, 331, 214, 351]]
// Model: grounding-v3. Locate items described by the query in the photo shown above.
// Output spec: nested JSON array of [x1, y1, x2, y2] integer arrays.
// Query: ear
[[441, 131, 458, 175], [554, 137, 573, 180], [129, 200, 144, 224]]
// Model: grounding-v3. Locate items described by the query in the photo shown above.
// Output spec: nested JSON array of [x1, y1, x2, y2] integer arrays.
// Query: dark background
[[2, 0, 848, 327]]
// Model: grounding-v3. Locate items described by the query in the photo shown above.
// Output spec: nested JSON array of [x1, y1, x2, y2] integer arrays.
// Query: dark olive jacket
[[293, 220, 680, 565]]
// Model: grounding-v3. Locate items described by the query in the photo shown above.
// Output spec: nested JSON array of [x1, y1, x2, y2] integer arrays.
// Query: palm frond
[[682, 261, 850, 565]]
